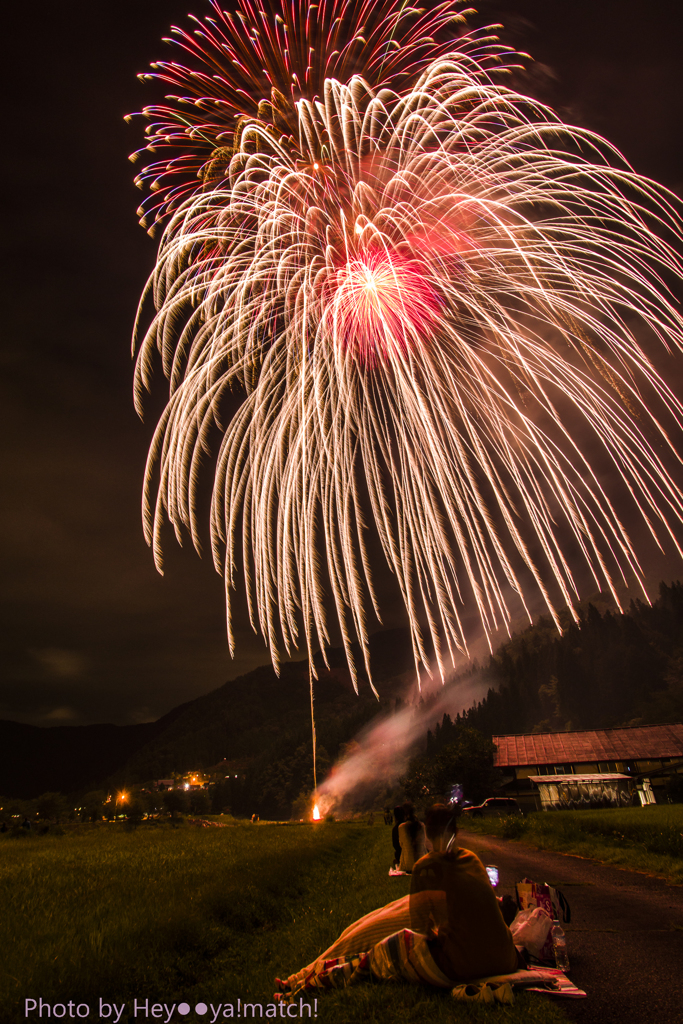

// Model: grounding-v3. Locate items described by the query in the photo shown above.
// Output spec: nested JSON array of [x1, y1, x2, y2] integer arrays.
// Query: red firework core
[[328, 248, 439, 365]]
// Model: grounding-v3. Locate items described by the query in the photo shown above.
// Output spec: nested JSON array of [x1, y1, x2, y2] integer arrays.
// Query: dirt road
[[458, 828, 683, 1024]]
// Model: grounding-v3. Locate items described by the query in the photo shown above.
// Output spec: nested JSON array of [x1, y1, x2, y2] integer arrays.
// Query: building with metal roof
[[492, 723, 683, 809]]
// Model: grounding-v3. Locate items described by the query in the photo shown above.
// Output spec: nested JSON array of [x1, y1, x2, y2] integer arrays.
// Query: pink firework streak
[[328, 248, 440, 364]]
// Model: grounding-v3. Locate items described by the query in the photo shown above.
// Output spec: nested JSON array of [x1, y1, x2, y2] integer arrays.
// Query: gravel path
[[458, 828, 683, 1024]]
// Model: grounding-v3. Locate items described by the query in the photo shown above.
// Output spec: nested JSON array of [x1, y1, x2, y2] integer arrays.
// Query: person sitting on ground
[[391, 804, 405, 868], [276, 803, 517, 1000], [397, 802, 427, 873], [408, 803, 519, 982]]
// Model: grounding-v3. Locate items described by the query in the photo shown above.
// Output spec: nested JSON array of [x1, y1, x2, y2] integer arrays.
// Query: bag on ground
[[509, 907, 554, 961], [516, 878, 571, 924]]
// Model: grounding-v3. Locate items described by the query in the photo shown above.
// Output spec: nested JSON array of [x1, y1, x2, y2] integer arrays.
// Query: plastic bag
[[516, 878, 571, 923], [509, 907, 554, 960]]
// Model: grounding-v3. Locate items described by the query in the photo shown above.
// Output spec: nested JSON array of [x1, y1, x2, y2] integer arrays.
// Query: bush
[[402, 727, 499, 805], [36, 793, 67, 822], [499, 814, 528, 839], [38, 824, 65, 837], [163, 790, 189, 818], [188, 790, 211, 816], [125, 801, 145, 829], [210, 784, 228, 815], [291, 789, 313, 820], [665, 773, 683, 803], [467, 805, 683, 860], [81, 791, 106, 822]]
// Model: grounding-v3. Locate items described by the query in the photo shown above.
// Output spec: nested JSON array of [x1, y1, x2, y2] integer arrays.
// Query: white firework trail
[[130, 0, 683, 701]]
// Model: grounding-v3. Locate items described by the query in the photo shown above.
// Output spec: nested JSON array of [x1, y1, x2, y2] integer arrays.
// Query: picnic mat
[[277, 940, 586, 1003], [467, 966, 586, 999]]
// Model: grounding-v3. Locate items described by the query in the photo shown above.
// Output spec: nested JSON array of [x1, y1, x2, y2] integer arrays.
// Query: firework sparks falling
[[129, 0, 683, 693]]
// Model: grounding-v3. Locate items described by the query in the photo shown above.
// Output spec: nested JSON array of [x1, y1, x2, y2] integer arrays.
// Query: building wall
[[500, 759, 678, 807]]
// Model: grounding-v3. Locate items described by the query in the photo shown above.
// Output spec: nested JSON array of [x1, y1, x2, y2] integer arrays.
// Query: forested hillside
[[426, 581, 683, 748], [5, 585, 683, 814], [0, 629, 414, 803]]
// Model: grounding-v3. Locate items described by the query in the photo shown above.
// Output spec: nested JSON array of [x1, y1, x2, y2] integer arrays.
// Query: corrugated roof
[[528, 774, 629, 783], [492, 723, 683, 766]]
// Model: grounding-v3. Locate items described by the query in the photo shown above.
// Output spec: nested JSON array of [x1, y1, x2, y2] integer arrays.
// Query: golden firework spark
[[130, 0, 683, 692]]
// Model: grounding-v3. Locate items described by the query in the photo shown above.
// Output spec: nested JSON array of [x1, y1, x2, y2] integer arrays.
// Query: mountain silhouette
[[0, 628, 415, 799]]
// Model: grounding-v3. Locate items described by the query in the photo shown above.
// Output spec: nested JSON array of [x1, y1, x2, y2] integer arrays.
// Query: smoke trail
[[316, 669, 490, 815]]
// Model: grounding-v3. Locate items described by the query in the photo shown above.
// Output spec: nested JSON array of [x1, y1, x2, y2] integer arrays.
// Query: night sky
[[3, 0, 683, 728]]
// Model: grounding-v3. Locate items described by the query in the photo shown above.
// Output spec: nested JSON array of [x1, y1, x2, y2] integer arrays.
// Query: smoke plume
[[316, 669, 490, 815]]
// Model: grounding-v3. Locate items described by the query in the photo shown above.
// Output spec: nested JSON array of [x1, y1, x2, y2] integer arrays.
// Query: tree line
[[453, 581, 683, 738], [401, 582, 683, 803], [6, 583, 682, 820]]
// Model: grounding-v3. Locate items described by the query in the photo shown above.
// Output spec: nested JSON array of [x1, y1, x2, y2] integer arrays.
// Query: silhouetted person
[[398, 803, 427, 873], [391, 805, 406, 867]]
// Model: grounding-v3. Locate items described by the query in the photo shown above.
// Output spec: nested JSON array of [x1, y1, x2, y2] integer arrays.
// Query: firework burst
[[130, 0, 683, 691]]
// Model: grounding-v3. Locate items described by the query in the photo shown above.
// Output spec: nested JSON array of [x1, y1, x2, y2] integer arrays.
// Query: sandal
[[451, 984, 495, 1003], [489, 982, 515, 1005]]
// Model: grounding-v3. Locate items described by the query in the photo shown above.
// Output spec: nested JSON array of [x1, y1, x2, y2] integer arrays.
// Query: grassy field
[[1, 820, 570, 1024], [465, 805, 683, 883]]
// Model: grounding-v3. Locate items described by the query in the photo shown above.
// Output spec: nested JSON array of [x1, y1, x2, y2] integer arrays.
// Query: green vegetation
[[1, 821, 568, 1023], [454, 581, 683, 736], [463, 806, 683, 884], [403, 727, 498, 805], [115, 636, 412, 817], [6, 584, 683, 815]]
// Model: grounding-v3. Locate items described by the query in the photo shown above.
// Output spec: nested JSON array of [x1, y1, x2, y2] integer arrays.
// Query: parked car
[[460, 797, 523, 819]]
